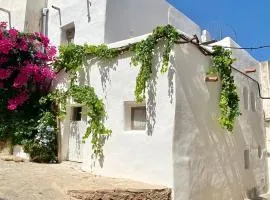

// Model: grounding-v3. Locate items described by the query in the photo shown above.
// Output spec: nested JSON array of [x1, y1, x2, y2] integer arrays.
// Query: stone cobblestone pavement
[[0, 159, 164, 200]]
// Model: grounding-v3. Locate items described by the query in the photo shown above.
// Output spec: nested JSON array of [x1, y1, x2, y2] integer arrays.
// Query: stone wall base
[[68, 188, 171, 200]]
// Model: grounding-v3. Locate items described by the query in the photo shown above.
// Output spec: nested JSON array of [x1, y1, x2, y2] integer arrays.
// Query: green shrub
[[23, 112, 57, 163]]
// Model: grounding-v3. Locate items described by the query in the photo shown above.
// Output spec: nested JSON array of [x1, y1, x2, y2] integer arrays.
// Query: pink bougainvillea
[[0, 22, 56, 110], [7, 91, 29, 110]]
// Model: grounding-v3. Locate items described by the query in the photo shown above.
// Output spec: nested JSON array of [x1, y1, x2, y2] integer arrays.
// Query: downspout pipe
[[51, 5, 62, 26], [87, 0, 91, 22], [231, 66, 270, 100], [42, 8, 49, 36], [0, 8, 11, 29]]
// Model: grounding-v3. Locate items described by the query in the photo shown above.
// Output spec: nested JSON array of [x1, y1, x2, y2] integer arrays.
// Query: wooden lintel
[[205, 76, 218, 82], [245, 68, 256, 73]]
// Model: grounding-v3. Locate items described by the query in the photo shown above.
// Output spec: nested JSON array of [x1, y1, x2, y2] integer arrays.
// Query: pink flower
[[0, 69, 12, 80], [0, 38, 13, 54], [0, 57, 8, 64], [8, 28, 18, 39], [13, 72, 28, 88], [7, 91, 29, 110], [17, 40, 28, 51], [35, 32, 49, 47], [7, 104, 17, 110], [46, 46, 57, 61], [35, 52, 47, 59]]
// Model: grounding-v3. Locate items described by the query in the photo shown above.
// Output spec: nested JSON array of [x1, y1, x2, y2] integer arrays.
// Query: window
[[124, 101, 146, 131], [61, 23, 75, 44], [70, 107, 82, 121], [244, 149, 250, 170], [65, 28, 75, 44], [250, 92, 256, 112], [243, 87, 248, 110], [131, 107, 146, 130]]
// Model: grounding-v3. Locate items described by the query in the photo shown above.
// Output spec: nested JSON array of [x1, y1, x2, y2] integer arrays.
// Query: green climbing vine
[[54, 25, 180, 158], [68, 84, 111, 158], [209, 46, 240, 132], [54, 25, 241, 158], [131, 25, 180, 102], [55, 25, 180, 102]]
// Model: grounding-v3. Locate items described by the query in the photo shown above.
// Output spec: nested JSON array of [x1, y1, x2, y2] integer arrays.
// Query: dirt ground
[[0, 159, 165, 200]]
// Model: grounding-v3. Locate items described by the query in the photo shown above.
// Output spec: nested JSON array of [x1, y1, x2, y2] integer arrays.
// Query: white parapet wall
[[104, 0, 201, 43]]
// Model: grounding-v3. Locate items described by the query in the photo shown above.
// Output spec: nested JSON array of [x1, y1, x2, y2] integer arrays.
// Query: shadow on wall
[[147, 42, 175, 136], [173, 44, 267, 200], [89, 43, 176, 137], [77, 58, 119, 168]]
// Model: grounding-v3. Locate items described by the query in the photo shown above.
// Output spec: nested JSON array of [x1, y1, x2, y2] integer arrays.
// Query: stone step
[[67, 188, 171, 200]]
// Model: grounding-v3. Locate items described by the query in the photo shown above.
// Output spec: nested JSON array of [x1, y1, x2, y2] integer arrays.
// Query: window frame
[[70, 106, 82, 121], [131, 106, 146, 131]]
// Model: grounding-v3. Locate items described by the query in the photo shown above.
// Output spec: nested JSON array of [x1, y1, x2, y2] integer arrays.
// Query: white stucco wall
[[24, 0, 46, 33], [211, 37, 260, 81], [80, 37, 176, 187], [173, 43, 267, 200], [47, 0, 107, 46], [0, 0, 27, 30], [259, 61, 270, 189], [54, 34, 268, 199], [104, 0, 201, 43]]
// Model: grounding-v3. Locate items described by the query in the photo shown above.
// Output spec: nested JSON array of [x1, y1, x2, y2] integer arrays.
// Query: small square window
[[61, 23, 75, 45], [131, 106, 146, 130], [66, 28, 75, 44], [124, 102, 146, 131], [70, 107, 82, 121]]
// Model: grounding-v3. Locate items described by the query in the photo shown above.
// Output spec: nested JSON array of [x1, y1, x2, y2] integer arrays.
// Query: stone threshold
[[68, 188, 172, 200]]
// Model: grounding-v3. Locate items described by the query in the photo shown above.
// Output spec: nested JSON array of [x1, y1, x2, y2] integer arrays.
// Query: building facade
[[1, 0, 269, 199]]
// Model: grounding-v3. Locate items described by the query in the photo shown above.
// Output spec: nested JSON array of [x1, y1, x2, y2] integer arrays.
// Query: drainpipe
[[87, 0, 91, 22], [42, 8, 49, 36], [0, 8, 11, 29], [51, 5, 62, 26]]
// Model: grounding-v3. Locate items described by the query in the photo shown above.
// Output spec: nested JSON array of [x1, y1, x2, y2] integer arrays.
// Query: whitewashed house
[[1, 0, 270, 199]]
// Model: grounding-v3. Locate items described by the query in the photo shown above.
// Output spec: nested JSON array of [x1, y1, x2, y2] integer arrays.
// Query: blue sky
[[168, 0, 270, 61]]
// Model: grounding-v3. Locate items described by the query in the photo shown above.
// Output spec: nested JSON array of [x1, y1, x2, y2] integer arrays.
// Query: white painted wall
[[210, 37, 260, 81], [173, 43, 267, 200], [80, 37, 176, 187], [54, 34, 268, 199], [24, 0, 46, 33], [259, 61, 270, 190], [47, 0, 107, 46], [104, 0, 201, 43], [0, 0, 27, 30]]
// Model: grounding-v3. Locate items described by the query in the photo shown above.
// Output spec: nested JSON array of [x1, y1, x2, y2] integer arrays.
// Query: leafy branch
[[210, 46, 240, 131]]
